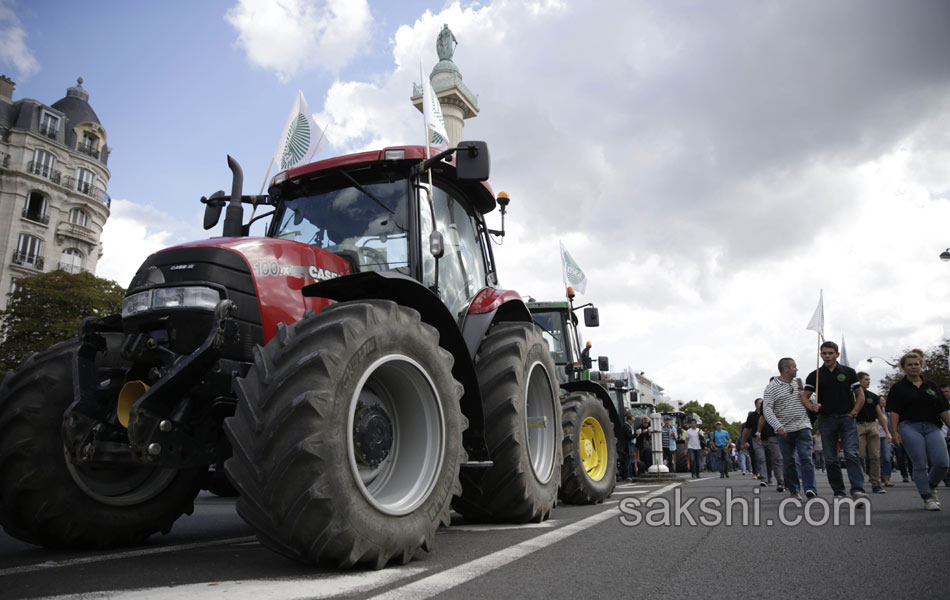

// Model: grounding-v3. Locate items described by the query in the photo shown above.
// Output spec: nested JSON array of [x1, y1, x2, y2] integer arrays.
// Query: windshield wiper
[[339, 171, 395, 216]]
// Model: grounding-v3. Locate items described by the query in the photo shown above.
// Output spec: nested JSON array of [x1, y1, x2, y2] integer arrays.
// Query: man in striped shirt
[[763, 357, 818, 498]]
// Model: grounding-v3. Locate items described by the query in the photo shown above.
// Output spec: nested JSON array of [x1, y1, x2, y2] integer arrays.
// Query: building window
[[30, 149, 56, 179], [10, 277, 20, 296], [79, 132, 99, 158], [76, 167, 95, 195], [68, 208, 89, 227], [39, 111, 60, 138], [13, 234, 44, 270], [23, 192, 49, 224], [60, 248, 84, 274]]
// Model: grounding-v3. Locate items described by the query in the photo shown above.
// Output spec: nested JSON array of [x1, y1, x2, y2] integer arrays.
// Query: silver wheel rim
[[347, 354, 445, 516], [524, 360, 557, 484]]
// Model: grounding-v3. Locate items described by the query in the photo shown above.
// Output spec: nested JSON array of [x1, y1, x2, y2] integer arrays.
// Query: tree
[[680, 400, 741, 439], [655, 401, 674, 413], [876, 339, 950, 397], [0, 270, 125, 371]]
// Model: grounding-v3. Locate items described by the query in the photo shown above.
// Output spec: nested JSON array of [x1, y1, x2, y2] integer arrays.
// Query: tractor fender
[[560, 380, 626, 451], [302, 271, 493, 460], [460, 288, 532, 358]]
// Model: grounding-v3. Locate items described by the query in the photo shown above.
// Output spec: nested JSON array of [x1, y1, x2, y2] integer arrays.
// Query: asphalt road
[[2, 472, 947, 599]]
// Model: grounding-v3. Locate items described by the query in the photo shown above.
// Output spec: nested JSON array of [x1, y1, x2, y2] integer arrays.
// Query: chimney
[[0, 76, 14, 100]]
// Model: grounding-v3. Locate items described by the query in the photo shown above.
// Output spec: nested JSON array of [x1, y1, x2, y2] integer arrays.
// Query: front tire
[[559, 392, 617, 504], [0, 337, 205, 549], [454, 321, 561, 523], [224, 301, 465, 568]]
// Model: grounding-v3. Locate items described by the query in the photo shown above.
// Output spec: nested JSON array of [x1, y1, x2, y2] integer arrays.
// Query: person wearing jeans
[[763, 357, 817, 498], [887, 350, 950, 511], [803, 341, 866, 499], [684, 419, 704, 479], [710, 422, 731, 478]]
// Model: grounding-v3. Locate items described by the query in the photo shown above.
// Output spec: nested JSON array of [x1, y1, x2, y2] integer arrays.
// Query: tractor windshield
[[274, 179, 410, 274], [531, 311, 567, 364]]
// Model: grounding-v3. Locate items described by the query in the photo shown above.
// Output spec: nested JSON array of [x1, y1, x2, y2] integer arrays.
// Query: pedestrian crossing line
[[367, 482, 680, 600]]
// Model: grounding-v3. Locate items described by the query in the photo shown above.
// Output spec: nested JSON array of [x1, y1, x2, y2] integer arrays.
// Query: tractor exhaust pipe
[[222, 155, 244, 237]]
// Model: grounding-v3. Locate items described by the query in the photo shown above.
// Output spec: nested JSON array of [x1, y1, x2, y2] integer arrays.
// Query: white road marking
[[0, 536, 257, 577], [32, 568, 428, 600], [610, 490, 651, 495], [368, 482, 680, 600]]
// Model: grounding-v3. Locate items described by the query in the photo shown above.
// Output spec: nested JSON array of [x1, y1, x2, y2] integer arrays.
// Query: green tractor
[[527, 288, 623, 504]]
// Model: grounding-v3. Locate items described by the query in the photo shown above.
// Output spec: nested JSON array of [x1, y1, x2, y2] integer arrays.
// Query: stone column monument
[[411, 24, 479, 147]]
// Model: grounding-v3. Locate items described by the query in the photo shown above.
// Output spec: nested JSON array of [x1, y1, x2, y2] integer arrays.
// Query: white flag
[[560, 242, 588, 295], [806, 289, 824, 340], [421, 64, 449, 151], [273, 90, 328, 172], [840, 334, 850, 367]]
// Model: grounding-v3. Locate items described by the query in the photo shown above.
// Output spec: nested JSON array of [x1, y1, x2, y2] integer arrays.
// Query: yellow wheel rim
[[579, 416, 609, 481]]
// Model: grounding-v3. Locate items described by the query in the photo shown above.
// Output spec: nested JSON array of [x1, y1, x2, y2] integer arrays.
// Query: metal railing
[[64, 175, 100, 200], [77, 142, 99, 159], [11, 251, 44, 270], [38, 122, 58, 139], [58, 262, 85, 274], [28, 161, 61, 183], [21, 208, 50, 225]]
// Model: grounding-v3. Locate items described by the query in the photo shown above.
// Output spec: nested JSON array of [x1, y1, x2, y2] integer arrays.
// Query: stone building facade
[[0, 76, 111, 310]]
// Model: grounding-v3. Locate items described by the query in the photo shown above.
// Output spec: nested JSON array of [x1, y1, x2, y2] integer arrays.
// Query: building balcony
[[64, 176, 102, 202], [28, 161, 62, 184], [56, 221, 98, 245], [58, 262, 86, 274], [77, 142, 100, 159], [11, 251, 44, 271], [21, 208, 50, 225], [0, 152, 9, 168], [38, 123, 58, 139]]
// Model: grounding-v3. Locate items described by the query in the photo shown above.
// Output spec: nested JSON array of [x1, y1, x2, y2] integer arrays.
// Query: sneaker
[[833, 492, 847, 499], [789, 492, 800, 498], [902, 476, 910, 483], [759, 481, 767, 487], [931, 488, 939, 503], [872, 486, 886, 494], [884, 481, 894, 487], [805, 490, 817, 499], [853, 491, 869, 500], [924, 497, 941, 511], [776, 484, 785, 492]]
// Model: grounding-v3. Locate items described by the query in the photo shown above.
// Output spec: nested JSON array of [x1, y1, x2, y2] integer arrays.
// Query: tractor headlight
[[152, 287, 220, 310], [121, 291, 151, 318], [122, 286, 220, 317]]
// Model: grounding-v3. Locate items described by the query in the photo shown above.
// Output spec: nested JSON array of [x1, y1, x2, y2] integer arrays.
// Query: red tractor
[[0, 142, 562, 568]]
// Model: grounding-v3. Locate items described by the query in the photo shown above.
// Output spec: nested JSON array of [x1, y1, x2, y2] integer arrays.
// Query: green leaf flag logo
[[280, 113, 311, 170], [560, 241, 588, 294]]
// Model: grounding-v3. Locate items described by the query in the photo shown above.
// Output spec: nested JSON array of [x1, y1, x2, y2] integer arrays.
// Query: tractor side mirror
[[584, 306, 600, 327], [598, 356, 609, 372], [201, 191, 226, 230], [455, 141, 490, 181]]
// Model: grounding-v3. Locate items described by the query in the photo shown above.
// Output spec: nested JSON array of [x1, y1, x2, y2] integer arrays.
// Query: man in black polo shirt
[[803, 341, 867, 499], [856, 372, 890, 493]]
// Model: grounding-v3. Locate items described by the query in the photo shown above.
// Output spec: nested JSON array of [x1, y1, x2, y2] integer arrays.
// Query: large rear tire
[[453, 321, 561, 523], [0, 337, 205, 548], [559, 391, 616, 504], [224, 301, 465, 568]]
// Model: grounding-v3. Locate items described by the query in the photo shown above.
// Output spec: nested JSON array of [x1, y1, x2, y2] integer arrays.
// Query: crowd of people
[[618, 343, 950, 511]]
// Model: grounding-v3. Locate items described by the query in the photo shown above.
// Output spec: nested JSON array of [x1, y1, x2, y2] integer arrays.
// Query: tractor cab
[[527, 288, 605, 385]]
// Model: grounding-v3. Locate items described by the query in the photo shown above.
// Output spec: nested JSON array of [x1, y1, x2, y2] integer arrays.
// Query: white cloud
[[304, 1, 950, 421], [0, 0, 39, 79], [97, 199, 205, 286], [225, 0, 373, 80]]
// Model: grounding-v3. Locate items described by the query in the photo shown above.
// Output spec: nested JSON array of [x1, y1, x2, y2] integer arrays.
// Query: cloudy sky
[[3, 0, 948, 420]]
